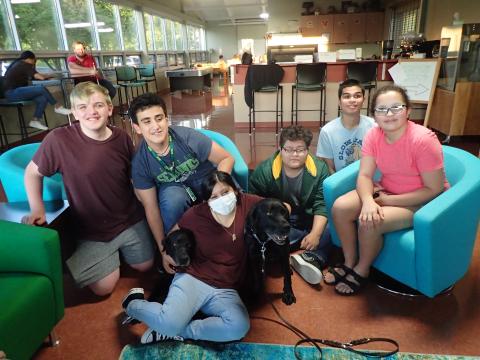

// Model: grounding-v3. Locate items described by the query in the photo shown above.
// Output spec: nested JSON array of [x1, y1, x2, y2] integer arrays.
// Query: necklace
[[221, 220, 236, 241], [212, 211, 237, 241]]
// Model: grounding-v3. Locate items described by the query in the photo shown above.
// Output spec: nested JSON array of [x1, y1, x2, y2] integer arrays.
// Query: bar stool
[[244, 64, 284, 134], [345, 61, 378, 116], [291, 63, 327, 128]]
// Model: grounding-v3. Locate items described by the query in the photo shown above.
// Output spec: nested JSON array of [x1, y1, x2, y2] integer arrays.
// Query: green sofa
[[0, 220, 64, 360]]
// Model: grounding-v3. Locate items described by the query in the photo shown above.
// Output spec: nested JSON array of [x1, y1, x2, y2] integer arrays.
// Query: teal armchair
[[0, 220, 65, 360], [323, 146, 480, 298], [0, 142, 66, 202], [197, 129, 249, 191]]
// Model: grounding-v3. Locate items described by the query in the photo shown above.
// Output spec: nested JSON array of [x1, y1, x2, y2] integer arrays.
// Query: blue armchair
[[0, 143, 66, 202], [196, 129, 249, 191], [323, 146, 480, 298]]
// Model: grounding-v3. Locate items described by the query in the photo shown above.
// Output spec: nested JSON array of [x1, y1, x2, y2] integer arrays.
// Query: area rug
[[119, 341, 477, 360]]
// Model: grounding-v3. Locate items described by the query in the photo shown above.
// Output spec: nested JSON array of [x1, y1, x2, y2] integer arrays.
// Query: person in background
[[128, 93, 234, 270], [67, 41, 116, 99], [249, 125, 331, 285], [3, 50, 71, 131], [316, 79, 375, 174], [215, 55, 228, 71], [326, 85, 449, 296], [24, 82, 154, 296], [122, 171, 261, 344]]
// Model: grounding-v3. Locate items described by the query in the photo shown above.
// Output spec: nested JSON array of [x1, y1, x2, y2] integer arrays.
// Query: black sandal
[[334, 268, 368, 296], [324, 264, 351, 285]]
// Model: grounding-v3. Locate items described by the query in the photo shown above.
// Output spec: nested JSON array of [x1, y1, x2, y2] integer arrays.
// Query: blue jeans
[[5, 86, 57, 118], [127, 273, 250, 342], [157, 177, 208, 234], [289, 224, 332, 266]]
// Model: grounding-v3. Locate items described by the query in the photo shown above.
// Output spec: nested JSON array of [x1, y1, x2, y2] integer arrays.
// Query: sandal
[[323, 264, 351, 286], [334, 268, 368, 296]]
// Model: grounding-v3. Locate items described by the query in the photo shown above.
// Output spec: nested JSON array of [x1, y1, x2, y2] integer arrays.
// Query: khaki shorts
[[66, 219, 154, 288]]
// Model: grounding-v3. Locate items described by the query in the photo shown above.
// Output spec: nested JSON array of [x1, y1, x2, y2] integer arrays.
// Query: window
[[1, 59, 13, 76], [157, 54, 167, 67], [144, 13, 153, 51], [103, 55, 122, 67], [35, 57, 67, 73], [119, 6, 138, 50], [390, 0, 420, 50], [165, 19, 174, 50], [60, 0, 94, 49], [186, 25, 201, 50], [126, 55, 140, 66], [12, 0, 62, 50], [0, 1, 15, 50], [94, 0, 119, 50], [174, 21, 183, 50], [153, 16, 165, 50]]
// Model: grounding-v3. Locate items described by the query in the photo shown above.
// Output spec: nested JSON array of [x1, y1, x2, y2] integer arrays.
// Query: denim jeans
[[157, 176, 208, 234], [127, 273, 250, 342], [289, 224, 332, 266], [5, 86, 57, 118]]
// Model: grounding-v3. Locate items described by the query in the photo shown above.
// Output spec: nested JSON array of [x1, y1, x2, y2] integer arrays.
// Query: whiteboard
[[388, 59, 440, 103]]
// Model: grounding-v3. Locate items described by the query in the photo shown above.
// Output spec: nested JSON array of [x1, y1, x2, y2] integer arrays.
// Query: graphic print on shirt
[[338, 138, 363, 167], [155, 156, 200, 183]]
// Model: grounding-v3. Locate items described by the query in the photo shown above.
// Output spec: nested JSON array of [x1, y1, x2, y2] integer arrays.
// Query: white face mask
[[208, 191, 237, 215]]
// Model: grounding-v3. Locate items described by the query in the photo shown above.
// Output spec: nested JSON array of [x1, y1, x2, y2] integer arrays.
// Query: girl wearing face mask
[[123, 170, 263, 344], [325, 85, 449, 296]]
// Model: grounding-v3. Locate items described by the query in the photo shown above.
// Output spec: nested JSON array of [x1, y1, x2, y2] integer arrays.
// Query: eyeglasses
[[282, 147, 307, 155], [374, 104, 406, 116]]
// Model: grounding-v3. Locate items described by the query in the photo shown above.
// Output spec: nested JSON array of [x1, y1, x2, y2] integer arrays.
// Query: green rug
[[119, 341, 477, 360]]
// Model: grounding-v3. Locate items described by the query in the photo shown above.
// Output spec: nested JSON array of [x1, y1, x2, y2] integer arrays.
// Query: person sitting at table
[[67, 41, 116, 99], [215, 55, 228, 71], [3, 50, 71, 131]]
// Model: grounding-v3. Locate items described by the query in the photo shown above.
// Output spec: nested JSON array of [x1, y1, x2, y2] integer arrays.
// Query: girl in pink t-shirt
[[324, 85, 448, 296]]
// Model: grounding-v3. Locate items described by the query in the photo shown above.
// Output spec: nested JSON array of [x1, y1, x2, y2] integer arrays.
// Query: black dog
[[243, 198, 296, 306], [122, 229, 195, 325]]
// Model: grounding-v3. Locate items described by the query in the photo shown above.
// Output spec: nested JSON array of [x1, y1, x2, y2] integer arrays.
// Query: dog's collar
[[249, 228, 287, 275]]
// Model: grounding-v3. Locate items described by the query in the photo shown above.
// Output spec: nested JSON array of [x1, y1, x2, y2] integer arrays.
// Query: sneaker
[[54, 106, 72, 115], [28, 120, 48, 131], [141, 328, 184, 344], [290, 253, 323, 285], [121, 288, 144, 310]]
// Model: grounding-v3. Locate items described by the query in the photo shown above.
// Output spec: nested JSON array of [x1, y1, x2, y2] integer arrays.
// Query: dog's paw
[[282, 292, 296, 305]]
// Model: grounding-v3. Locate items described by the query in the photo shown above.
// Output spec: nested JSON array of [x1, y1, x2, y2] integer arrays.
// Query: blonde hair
[[70, 82, 112, 108]]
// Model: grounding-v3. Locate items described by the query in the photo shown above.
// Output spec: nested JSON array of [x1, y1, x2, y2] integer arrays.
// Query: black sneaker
[[141, 328, 184, 344], [290, 252, 324, 285], [122, 288, 144, 310]]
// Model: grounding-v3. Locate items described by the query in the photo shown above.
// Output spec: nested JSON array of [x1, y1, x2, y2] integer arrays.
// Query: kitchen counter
[[232, 60, 396, 128]]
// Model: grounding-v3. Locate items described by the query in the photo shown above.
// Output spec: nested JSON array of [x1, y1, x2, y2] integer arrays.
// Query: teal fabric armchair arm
[[0, 143, 66, 202], [197, 129, 249, 191], [323, 146, 480, 298], [0, 220, 65, 359]]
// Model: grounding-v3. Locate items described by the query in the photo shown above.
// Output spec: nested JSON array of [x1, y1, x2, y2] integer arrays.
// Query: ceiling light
[[97, 27, 114, 33], [259, 12, 269, 20], [64, 22, 91, 29], [11, 0, 40, 4]]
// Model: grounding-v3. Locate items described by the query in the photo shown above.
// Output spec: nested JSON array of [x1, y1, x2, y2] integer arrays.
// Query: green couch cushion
[[0, 274, 56, 360]]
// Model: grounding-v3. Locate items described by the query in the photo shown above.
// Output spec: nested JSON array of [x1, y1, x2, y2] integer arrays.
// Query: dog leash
[[263, 300, 399, 359]]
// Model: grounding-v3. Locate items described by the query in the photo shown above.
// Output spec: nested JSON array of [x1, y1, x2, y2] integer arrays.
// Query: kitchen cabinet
[[300, 15, 333, 38], [333, 13, 366, 43], [365, 12, 385, 42]]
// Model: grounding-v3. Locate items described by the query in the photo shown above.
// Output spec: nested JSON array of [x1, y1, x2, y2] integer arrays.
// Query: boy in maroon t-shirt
[[24, 82, 154, 296]]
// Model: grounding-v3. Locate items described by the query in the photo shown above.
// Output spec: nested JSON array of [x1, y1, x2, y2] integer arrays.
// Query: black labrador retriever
[[122, 229, 196, 325], [243, 198, 296, 306]]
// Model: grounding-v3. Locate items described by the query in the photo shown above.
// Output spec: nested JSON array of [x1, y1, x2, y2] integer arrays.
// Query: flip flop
[[334, 268, 368, 296], [323, 264, 351, 286]]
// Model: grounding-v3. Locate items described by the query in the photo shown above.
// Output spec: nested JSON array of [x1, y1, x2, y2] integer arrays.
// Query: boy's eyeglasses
[[282, 147, 307, 155], [374, 104, 406, 116]]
